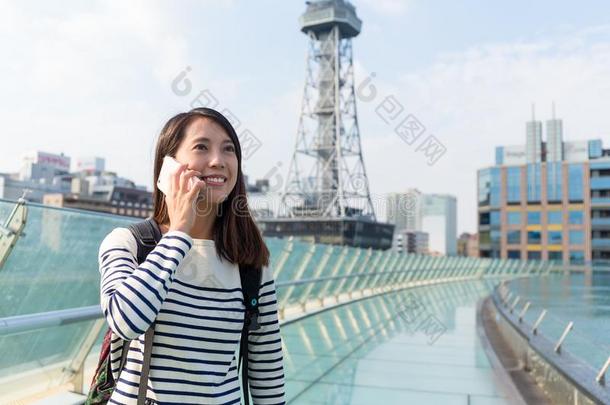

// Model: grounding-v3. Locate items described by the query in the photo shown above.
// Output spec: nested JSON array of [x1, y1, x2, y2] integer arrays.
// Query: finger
[[181, 169, 200, 192], [188, 178, 205, 198]]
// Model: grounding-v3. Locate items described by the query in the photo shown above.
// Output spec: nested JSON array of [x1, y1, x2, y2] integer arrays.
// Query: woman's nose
[[208, 151, 225, 169]]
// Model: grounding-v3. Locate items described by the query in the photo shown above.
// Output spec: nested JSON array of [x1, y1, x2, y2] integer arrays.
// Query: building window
[[569, 230, 584, 245], [527, 231, 541, 244], [479, 212, 490, 226], [478, 169, 491, 206], [589, 139, 603, 159], [479, 231, 490, 244], [490, 211, 500, 226], [527, 211, 541, 224], [506, 167, 521, 203], [527, 251, 541, 260], [491, 230, 501, 244], [548, 251, 563, 261], [569, 250, 584, 265], [507, 250, 521, 259], [547, 211, 562, 225], [568, 164, 584, 202], [507, 230, 521, 244], [546, 162, 563, 202], [507, 212, 522, 225], [548, 231, 562, 244], [568, 210, 583, 225], [490, 168, 501, 206], [496, 146, 504, 165], [527, 163, 541, 202]]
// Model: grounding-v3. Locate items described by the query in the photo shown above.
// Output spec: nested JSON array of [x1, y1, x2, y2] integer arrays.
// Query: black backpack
[[86, 218, 262, 405]]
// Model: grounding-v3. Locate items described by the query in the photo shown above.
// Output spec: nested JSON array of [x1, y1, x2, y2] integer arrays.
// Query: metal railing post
[[518, 301, 530, 323], [554, 321, 574, 354], [532, 309, 547, 335], [596, 356, 610, 386]]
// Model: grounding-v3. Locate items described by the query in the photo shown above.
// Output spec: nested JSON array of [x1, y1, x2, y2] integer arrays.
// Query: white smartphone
[[157, 156, 201, 195]]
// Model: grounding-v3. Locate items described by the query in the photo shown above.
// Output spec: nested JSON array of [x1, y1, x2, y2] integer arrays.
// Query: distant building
[[457, 233, 479, 257], [386, 189, 422, 231], [394, 229, 429, 254], [422, 194, 458, 256], [1, 151, 152, 219], [19, 151, 70, 183], [386, 190, 457, 256], [43, 185, 153, 218], [478, 106, 610, 266], [74, 157, 105, 173]]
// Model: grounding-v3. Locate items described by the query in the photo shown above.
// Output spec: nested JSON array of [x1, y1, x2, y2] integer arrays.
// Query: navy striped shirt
[[99, 227, 285, 405]]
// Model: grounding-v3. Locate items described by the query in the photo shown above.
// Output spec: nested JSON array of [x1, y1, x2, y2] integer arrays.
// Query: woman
[[98, 108, 285, 404]]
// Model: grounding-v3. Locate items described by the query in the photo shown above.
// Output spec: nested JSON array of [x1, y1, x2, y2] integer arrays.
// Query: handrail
[[0, 305, 101, 336], [492, 282, 610, 402], [0, 267, 523, 337]]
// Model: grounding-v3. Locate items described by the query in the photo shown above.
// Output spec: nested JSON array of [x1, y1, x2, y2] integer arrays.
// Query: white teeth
[[204, 176, 225, 183]]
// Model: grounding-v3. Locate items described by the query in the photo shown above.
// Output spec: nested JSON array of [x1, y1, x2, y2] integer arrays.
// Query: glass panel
[[507, 230, 520, 244], [528, 251, 541, 260], [568, 164, 584, 202], [569, 230, 584, 245], [527, 231, 541, 244], [490, 168, 501, 206], [478, 169, 491, 206], [506, 166, 521, 203], [0, 199, 133, 387], [527, 211, 541, 224], [490, 211, 501, 226], [547, 211, 562, 225], [569, 250, 584, 265], [507, 212, 521, 225], [568, 210, 583, 225], [527, 163, 541, 202], [548, 231, 562, 244], [546, 162, 562, 202]]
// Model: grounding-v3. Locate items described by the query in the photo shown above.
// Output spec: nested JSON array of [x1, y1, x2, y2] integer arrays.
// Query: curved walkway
[[281, 279, 512, 404]]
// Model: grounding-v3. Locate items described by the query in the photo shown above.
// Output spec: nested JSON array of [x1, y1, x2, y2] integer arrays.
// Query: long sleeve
[[247, 266, 286, 405], [98, 227, 193, 340]]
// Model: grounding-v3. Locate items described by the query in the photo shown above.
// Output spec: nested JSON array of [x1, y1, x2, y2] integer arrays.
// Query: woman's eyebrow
[[192, 136, 233, 145]]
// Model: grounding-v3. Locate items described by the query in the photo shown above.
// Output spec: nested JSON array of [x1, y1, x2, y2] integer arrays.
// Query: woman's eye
[[195, 144, 207, 150], [225, 145, 235, 152]]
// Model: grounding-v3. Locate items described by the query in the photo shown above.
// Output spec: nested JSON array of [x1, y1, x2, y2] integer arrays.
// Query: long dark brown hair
[[152, 107, 269, 268]]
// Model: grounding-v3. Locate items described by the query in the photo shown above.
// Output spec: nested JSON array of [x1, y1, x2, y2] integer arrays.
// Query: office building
[[478, 108, 610, 266]]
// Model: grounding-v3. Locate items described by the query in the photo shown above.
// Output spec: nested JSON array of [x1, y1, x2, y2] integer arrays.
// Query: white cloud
[[0, 0, 205, 188], [2, 1, 609, 238], [352, 25, 610, 231]]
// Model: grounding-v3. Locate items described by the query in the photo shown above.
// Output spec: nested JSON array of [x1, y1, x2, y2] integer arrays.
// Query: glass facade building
[[478, 114, 610, 266]]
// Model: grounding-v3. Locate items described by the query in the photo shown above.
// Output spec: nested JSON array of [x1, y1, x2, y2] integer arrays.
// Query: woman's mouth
[[200, 175, 227, 187]]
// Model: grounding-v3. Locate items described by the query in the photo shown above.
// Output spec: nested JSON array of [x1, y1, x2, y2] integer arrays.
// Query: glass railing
[[493, 279, 610, 404], [0, 197, 559, 403]]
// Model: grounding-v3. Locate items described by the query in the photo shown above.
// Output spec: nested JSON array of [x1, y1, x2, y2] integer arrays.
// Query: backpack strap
[[126, 217, 162, 405], [238, 264, 262, 405], [128, 217, 162, 265]]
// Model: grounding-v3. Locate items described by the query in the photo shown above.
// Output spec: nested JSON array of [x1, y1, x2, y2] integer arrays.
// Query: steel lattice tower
[[280, 0, 376, 220]]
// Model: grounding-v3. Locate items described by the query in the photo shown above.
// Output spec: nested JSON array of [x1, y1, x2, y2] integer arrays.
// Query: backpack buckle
[[246, 310, 260, 331]]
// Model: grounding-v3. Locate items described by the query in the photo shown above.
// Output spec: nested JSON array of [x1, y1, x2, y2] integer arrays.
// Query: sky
[[1, 0, 610, 233]]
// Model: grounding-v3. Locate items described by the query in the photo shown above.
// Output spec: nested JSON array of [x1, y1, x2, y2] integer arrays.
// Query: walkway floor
[[282, 279, 510, 404]]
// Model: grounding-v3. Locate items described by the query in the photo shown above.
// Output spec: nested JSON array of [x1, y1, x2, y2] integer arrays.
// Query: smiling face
[[174, 116, 239, 205]]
